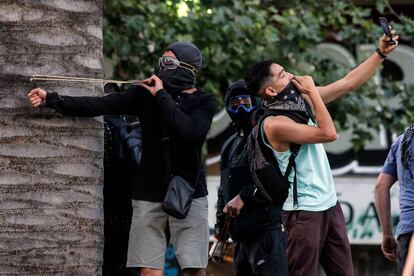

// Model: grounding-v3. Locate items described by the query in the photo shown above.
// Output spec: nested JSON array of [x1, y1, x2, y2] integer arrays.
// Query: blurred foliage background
[[103, 0, 414, 150]]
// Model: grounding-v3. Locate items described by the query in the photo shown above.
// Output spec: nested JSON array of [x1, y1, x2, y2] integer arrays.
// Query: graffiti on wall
[[335, 177, 400, 244]]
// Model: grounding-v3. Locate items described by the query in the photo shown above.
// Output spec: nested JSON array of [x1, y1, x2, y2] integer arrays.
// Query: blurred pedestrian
[[376, 123, 414, 276]]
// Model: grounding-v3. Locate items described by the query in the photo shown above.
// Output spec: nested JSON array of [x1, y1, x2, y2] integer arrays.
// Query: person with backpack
[[375, 123, 414, 276], [242, 31, 399, 275], [103, 114, 138, 276], [27, 42, 216, 276], [213, 80, 288, 275]]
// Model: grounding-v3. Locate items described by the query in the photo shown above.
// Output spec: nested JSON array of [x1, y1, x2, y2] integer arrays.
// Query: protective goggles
[[158, 56, 198, 76], [227, 95, 255, 113]]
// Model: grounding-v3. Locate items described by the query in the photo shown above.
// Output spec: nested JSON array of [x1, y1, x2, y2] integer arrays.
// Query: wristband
[[376, 48, 387, 59]]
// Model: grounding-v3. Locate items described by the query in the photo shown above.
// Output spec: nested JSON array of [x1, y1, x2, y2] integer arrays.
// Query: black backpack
[[219, 132, 285, 241], [104, 115, 143, 168], [246, 110, 308, 208]]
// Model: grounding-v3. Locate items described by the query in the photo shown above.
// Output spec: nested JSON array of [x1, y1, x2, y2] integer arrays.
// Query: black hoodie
[[45, 86, 216, 201]]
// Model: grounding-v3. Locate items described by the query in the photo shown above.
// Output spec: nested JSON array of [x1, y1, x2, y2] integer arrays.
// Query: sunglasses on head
[[227, 95, 255, 113], [158, 56, 198, 76]]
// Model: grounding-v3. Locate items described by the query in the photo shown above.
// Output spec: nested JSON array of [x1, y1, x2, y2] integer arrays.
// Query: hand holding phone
[[379, 17, 396, 45]]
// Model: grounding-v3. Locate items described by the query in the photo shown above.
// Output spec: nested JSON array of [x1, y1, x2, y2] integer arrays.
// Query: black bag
[[160, 120, 195, 219], [246, 112, 302, 207], [162, 175, 195, 219], [104, 115, 143, 167], [118, 119, 143, 167]]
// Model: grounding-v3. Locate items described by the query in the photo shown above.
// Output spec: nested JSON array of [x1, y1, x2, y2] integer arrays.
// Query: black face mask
[[274, 82, 300, 102], [157, 67, 196, 95], [263, 81, 313, 123], [228, 109, 254, 132]]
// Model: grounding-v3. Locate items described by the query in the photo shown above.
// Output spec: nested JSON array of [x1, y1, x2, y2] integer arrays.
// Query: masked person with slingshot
[[28, 42, 216, 276]]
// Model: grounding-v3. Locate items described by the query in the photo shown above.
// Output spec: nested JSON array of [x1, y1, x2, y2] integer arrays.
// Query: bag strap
[[283, 144, 301, 209]]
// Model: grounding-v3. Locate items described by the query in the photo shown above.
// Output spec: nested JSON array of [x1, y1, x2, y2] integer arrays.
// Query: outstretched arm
[[28, 86, 147, 117], [318, 31, 399, 104]]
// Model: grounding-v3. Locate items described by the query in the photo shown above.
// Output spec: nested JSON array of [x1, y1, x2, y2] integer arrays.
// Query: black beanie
[[166, 42, 202, 70]]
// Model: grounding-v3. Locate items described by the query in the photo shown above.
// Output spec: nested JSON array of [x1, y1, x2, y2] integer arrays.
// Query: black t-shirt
[[46, 86, 216, 202]]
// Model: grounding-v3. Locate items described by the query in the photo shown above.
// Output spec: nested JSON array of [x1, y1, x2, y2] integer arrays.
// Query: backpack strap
[[284, 144, 301, 209]]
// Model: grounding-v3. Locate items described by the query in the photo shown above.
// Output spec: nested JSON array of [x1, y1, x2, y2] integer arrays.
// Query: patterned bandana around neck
[[263, 82, 308, 113]]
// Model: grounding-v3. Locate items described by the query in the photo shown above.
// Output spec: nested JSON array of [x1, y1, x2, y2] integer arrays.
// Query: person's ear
[[264, 86, 278, 98]]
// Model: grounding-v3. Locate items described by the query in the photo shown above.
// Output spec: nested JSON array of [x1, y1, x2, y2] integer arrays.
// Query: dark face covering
[[276, 82, 300, 102], [230, 108, 254, 132], [264, 82, 305, 111], [225, 80, 257, 133], [263, 81, 313, 123], [157, 67, 196, 95]]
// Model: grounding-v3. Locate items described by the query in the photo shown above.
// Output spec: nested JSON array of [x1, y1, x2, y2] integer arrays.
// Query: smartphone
[[379, 17, 396, 45]]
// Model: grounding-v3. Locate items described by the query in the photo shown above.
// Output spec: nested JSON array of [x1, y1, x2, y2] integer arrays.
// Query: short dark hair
[[245, 59, 276, 96]]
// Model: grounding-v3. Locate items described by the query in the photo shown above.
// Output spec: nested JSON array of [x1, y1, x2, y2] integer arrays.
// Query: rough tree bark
[[0, 1, 104, 274]]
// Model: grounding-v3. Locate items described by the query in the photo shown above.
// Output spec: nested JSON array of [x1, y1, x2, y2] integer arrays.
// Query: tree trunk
[[0, 1, 104, 274]]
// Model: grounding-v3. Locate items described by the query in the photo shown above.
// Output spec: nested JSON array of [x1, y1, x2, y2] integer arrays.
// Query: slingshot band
[[30, 74, 139, 85]]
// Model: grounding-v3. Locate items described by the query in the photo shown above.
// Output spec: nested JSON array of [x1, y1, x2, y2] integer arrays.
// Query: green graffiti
[[342, 200, 400, 241], [347, 202, 382, 240]]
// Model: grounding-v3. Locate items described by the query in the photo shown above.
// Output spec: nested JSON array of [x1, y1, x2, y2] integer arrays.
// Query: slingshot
[[29, 74, 140, 85]]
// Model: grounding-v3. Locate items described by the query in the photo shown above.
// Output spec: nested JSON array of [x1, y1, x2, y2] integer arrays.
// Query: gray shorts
[[126, 197, 209, 269]]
